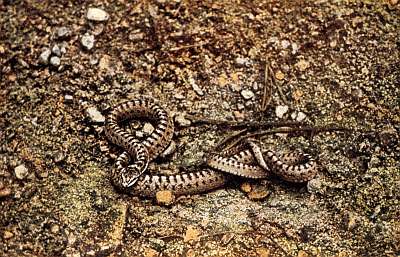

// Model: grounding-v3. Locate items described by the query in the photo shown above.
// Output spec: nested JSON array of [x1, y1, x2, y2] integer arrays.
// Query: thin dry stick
[[214, 128, 248, 151], [269, 65, 289, 105], [248, 126, 351, 141], [184, 114, 306, 128], [218, 125, 351, 151], [167, 42, 209, 52], [261, 61, 272, 111]]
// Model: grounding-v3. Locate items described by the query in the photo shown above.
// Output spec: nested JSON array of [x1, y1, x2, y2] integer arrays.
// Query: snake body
[[105, 97, 317, 197]]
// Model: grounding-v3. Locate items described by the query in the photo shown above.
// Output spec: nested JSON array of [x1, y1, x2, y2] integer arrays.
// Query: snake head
[[120, 165, 143, 188], [112, 151, 149, 191]]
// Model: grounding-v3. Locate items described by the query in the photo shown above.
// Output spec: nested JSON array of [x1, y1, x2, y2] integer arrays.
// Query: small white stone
[[50, 56, 61, 67], [235, 57, 251, 67], [55, 26, 70, 38], [81, 33, 95, 50], [281, 40, 290, 49], [174, 113, 191, 127], [275, 105, 288, 118], [237, 103, 245, 110], [296, 111, 307, 122], [189, 77, 204, 96], [135, 131, 144, 138], [142, 123, 155, 135], [86, 107, 105, 123], [15, 165, 29, 180], [86, 8, 109, 21], [64, 95, 73, 102], [241, 89, 254, 100]]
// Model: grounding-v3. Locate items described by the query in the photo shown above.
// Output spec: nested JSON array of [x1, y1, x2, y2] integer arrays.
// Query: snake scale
[[105, 97, 317, 197]]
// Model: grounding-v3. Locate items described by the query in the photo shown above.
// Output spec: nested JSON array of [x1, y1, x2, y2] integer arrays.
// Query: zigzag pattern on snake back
[[105, 97, 318, 197]]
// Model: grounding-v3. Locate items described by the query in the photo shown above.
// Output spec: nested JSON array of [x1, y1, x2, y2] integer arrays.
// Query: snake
[[105, 97, 317, 197]]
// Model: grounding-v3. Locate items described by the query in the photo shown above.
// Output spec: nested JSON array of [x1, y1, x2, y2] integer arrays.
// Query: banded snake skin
[[105, 97, 317, 197]]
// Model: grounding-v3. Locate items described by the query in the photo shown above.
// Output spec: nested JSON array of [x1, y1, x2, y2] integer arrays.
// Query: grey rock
[[50, 56, 61, 67], [235, 57, 251, 67], [39, 48, 51, 64], [87, 8, 109, 21], [55, 27, 70, 39], [240, 89, 254, 100], [86, 107, 105, 123], [15, 164, 29, 180], [52, 44, 61, 56], [81, 33, 95, 50]]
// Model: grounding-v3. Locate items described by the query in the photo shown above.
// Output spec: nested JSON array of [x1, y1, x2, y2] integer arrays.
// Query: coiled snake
[[105, 97, 317, 197]]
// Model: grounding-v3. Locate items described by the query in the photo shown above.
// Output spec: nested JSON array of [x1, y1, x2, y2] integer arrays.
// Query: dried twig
[[213, 125, 352, 152], [167, 42, 210, 52], [184, 114, 305, 128], [261, 61, 272, 111], [269, 65, 289, 105], [214, 128, 248, 151]]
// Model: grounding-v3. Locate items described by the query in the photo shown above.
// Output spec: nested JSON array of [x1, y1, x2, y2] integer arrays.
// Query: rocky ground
[[0, 1, 399, 256]]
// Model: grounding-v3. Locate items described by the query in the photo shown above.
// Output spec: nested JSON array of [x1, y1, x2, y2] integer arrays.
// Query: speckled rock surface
[[0, 1, 399, 256]]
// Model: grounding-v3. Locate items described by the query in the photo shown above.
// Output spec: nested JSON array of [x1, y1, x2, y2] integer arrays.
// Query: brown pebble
[[186, 249, 195, 257], [50, 224, 60, 234], [0, 188, 12, 198], [155, 190, 174, 205], [256, 247, 270, 257], [346, 213, 358, 231], [297, 250, 309, 257], [275, 70, 285, 80], [3, 230, 13, 239], [184, 225, 200, 242], [240, 182, 252, 193], [144, 248, 158, 257], [248, 189, 270, 200]]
